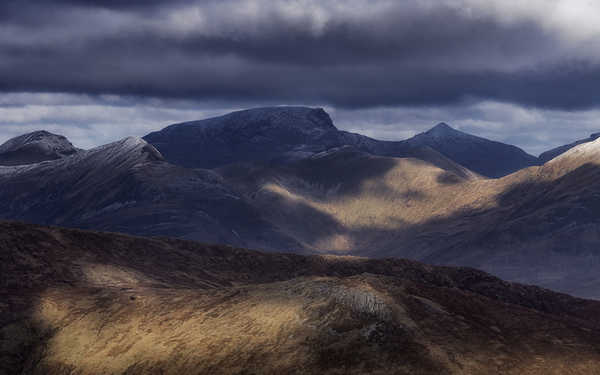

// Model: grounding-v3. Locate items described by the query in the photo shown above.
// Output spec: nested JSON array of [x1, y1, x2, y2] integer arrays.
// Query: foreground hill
[[0, 130, 79, 166], [403, 123, 540, 177], [0, 136, 299, 251], [3, 221, 600, 375]]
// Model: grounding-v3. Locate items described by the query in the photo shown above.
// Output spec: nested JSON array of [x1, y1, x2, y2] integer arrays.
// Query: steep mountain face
[[539, 132, 600, 162], [0, 137, 299, 251], [0, 130, 79, 166], [143, 107, 476, 178], [3, 221, 600, 375], [403, 123, 540, 178]]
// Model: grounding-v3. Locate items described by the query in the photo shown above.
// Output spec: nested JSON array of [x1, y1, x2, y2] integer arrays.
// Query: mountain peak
[[90, 136, 164, 163], [431, 122, 454, 131], [143, 106, 341, 169], [160, 106, 337, 134], [423, 122, 465, 139], [0, 130, 79, 166], [404, 122, 539, 178], [423, 122, 467, 138]]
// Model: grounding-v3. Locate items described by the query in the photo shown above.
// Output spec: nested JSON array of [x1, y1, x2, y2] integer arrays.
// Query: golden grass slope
[[3, 221, 600, 374]]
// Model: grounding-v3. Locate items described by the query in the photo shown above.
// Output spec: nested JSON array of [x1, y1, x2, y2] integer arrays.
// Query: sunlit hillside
[[222, 140, 600, 298], [3, 221, 600, 374]]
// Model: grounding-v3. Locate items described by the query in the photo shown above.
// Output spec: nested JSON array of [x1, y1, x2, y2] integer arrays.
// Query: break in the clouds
[[1, 0, 600, 153]]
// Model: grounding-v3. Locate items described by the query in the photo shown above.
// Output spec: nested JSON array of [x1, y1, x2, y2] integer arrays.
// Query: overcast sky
[[2, 0, 600, 155]]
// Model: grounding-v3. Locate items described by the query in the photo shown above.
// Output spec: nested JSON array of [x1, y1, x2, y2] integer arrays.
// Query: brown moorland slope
[[2, 221, 600, 374], [220, 139, 600, 298]]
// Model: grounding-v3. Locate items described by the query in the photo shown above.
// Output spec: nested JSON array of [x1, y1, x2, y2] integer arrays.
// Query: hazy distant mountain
[[0, 130, 79, 166], [403, 123, 540, 178], [0, 136, 299, 250], [4, 220, 600, 375], [539, 132, 600, 162]]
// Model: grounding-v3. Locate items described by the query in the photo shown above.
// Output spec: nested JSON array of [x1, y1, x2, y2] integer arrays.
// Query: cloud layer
[[2, 0, 600, 109]]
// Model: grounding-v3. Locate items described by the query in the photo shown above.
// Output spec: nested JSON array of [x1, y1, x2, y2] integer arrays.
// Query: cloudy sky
[[2, 0, 600, 155]]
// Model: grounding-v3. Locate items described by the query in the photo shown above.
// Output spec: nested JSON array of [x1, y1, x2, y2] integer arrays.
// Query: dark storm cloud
[[1, 0, 600, 110]]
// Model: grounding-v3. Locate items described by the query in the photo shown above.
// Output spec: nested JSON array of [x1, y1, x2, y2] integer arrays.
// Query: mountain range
[[143, 107, 538, 178], [1, 106, 599, 299], [3, 220, 600, 374]]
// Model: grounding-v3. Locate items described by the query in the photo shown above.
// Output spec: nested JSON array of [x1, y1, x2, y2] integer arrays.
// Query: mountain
[[0, 136, 300, 251], [3, 107, 600, 298], [221, 138, 600, 298], [3, 221, 600, 375], [0, 130, 79, 166], [144, 106, 339, 168], [2, 114, 600, 298], [143, 107, 476, 178], [218, 146, 479, 253], [539, 132, 600, 162], [403, 123, 540, 178]]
